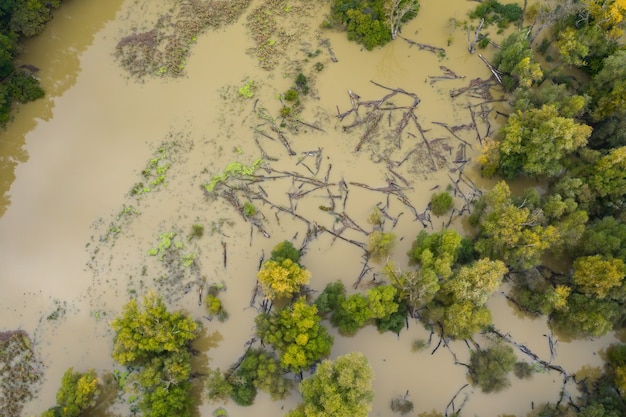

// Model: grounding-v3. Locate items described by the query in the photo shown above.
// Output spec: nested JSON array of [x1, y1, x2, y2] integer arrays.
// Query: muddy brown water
[[0, 0, 618, 416]]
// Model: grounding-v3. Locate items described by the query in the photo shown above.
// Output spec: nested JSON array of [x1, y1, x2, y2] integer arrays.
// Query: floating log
[[355, 112, 383, 152], [410, 113, 438, 171], [222, 241, 227, 268], [428, 66, 466, 84], [400, 36, 446, 55]]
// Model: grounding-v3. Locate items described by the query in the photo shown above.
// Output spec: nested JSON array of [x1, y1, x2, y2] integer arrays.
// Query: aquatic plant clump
[[115, 0, 253, 77], [204, 158, 264, 192], [130, 146, 172, 196], [0, 331, 42, 417]]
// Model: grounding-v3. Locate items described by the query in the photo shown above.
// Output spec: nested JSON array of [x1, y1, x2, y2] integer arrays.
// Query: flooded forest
[[1, 0, 626, 417]]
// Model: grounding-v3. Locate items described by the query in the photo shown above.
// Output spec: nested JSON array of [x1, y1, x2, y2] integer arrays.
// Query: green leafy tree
[[226, 348, 293, 405], [513, 279, 571, 316], [205, 368, 233, 402], [430, 191, 454, 216], [589, 50, 626, 121], [572, 255, 626, 298], [256, 298, 333, 373], [141, 383, 192, 417], [469, 342, 517, 393], [552, 293, 620, 338], [587, 146, 626, 205], [471, 181, 560, 270], [286, 352, 374, 417], [7, 0, 62, 37], [331, 292, 372, 335], [385, 263, 440, 314], [557, 26, 590, 67], [271, 240, 301, 263], [314, 280, 347, 316], [496, 105, 591, 178], [111, 291, 199, 365], [366, 285, 399, 320], [440, 258, 508, 305], [41, 368, 100, 417], [578, 216, 626, 261], [493, 31, 543, 89], [329, 285, 400, 335], [409, 229, 463, 280], [512, 83, 588, 118], [367, 230, 396, 261], [257, 258, 311, 300], [111, 292, 197, 417], [136, 352, 193, 416], [442, 301, 492, 340]]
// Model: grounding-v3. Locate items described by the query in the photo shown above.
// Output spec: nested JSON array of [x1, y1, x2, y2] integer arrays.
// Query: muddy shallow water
[[0, 0, 618, 416]]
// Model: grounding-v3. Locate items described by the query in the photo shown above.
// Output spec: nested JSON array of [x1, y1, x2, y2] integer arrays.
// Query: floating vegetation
[[130, 146, 172, 196], [205, 283, 229, 322], [46, 299, 67, 321], [238, 79, 256, 98], [146, 229, 203, 302], [188, 223, 205, 241], [148, 232, 184, 260], [204, 159, 264, 193], [101, 205, 141, 243], [0, 331, 42, 417], [245, 0, 317, 70], [116, 0, 253, 77]]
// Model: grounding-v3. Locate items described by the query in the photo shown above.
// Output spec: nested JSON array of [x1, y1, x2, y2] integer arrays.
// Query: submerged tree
[[469, 342, 517, 393], [286, 352, 374, 417]]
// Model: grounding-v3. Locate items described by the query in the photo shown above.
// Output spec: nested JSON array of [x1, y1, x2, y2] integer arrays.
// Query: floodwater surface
[[0, 0, 617, 416]]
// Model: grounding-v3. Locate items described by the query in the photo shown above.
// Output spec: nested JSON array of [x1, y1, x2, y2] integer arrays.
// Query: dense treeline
[[0, 0, 61, 126]]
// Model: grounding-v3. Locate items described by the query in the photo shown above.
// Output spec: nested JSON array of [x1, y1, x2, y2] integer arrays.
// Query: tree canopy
[[256, 298, 333, 373], [469, 342, 517, 393], [111, 291, 199, 365], [111, 292, 198, 417], [286, 352, 374, 417], [257, 258, 311, 300]]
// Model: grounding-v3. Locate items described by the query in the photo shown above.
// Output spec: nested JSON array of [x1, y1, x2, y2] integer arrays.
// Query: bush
[[238, 80, 255, 98], [284, 88, 298, 101], [390, 395, 414, 414], [513, 362, 534, 379], [367, 231, 396, 260], [295, 73, 309, 95], [243, 202, 256, 217], [469, 342, 517, 393], [270, 240, 301, 263], [430, 192, 454, 216]]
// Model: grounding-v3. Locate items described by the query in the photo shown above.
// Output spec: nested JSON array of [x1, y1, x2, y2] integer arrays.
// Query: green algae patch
[[204, 158, 264, 193]]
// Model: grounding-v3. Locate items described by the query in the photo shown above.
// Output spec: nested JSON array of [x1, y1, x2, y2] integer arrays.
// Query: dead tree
[[385, 0, 420, 40]]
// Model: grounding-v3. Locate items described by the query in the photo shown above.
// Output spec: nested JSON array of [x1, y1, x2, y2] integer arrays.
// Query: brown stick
[[400, 36, 446, 55], [355, 112, 383, 152], [478, 53, 502, 83]]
